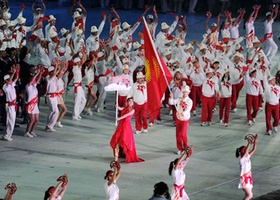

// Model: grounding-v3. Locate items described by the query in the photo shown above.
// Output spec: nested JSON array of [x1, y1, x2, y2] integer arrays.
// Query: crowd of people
[[0, 0, 278, 199]]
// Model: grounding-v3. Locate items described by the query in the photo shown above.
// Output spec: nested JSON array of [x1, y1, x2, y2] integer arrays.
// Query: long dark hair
[[235, 146, 246, 158], [44, 186, 54, 200], [221, 72, 230, 82], [104, 170, 113, 180], [168, 158, 179, 176]]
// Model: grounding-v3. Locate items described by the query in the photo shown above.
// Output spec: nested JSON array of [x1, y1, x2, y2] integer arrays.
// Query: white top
[[104, 182, 119, 200], [190, 69, 205, 86], [169, 96, 193, 121], [73, 65, 83, 83], [26, 84, 38, 102], [230, 24, 239, 39], [245, 72, 263, 96], [85, 67, 95, 85], [46, 76, 57, 94], [202, 77, 219, 97], [127, 82, 147, 105], [219, 78, 232, 98], [264, 19, 273, 34], [263, 76, 280, 105], [3, 82, 16, 102], [238, 154, 252, 189]]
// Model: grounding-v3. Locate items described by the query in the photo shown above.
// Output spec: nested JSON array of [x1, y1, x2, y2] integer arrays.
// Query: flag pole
[[115, 90, 119, 126]]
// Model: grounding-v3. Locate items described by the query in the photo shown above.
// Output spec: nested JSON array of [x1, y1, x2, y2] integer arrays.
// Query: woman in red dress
[[110, 97, 144, 163]]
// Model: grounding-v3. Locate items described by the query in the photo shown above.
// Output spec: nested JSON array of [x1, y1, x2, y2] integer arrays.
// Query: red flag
[[143, 18, 173, 117]]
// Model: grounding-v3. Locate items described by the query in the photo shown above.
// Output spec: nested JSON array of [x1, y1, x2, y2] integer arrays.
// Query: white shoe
[[232, 108, 237, 113], [45, 127, 56, 132], [252, 118, 256, 123], [248, 120, 253, 126], [30, 132, 37, 137], [78, 115, 82, 119], [143, 129, 148, 133], [56, 122, 63, 128], [267, 130, 272, 135], [156, 120, 162, 124], [97, 108, 105, 113], [273, 126, 278, 133], [135, 130, 141, 135], [2, 136, 13, 141], [72, 116, 80, 121], [219, 119, 223, 124], [87, 109, 93, 116], [149, 122, 153, 127], [224, 123, 228, 127], [169, 110, 173, 116], [207, 121, 212, 126], [201, 122, 206, 127], [192, 110, 197, 116], [177, 150, 182, 155], [24, 132, 34, 138]]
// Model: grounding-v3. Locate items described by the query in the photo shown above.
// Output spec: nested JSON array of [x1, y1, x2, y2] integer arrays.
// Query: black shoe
[[15, 123, 20, 128]]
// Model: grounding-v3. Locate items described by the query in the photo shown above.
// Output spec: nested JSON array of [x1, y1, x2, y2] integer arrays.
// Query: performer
[[110, 97, 144, 163], [201, 68, 219, 126], [263, 74, 279, 135], [72, 56, 86, 120], [2, 66, 19, 142], [104, 166, 120, 200], [127, 71, 148, 134], [44, 174, 68, 200], [245, 5, 260, 48], [236, 134, 257, 200], [25, 67, 44, 137], [169, 84, 193, 155], [219, 68, 232, 127], [168, 148, 192, 200], [45, 64, 59, 132], [245, 67, 263, 125]]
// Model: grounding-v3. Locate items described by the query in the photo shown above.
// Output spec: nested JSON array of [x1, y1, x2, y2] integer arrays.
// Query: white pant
[[265, 37, 278, 62], [97, 76, 108, 110], [73, 86, 86, 117], [46, 96, 59, 129], [3, 105, 16, 139]]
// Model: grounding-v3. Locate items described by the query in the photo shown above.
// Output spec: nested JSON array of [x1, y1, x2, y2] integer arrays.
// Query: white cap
[[163, 48, 172, 56], [17, 17, 26, 24], [211, 23, 217, 27], [122, 57, 129, 64], [235, 43, 241, 50], [249, 67, 257, 74], [3, 12, 11, 20], [97, 51, 104, 58], [48, 15, 56, 22], [199, 43, 207, 50], [48, 66, 55, 72], [224, 68, 229, 74], [76, 7, 82, 12], [91, 26, 98, 32], [164, 39, 172, 45], [205, 68, 213, 74], [36, 7, 41, 11], [58, 47, 65, 53], [118, 51, 125, 57], [60, 28, 69, 36], [212, 59, 219, 64], [49, 30, 58, 38], [3, 74, 10, 80], [76, 29, 83, 36], [73, 57, 81, 63], [73, 11, 81, 18], [0, 20, 6, 27], [266, 12, 272, 17], [123, 64, 129, 70], [186, 43, 194, 49], [181, 85, 190, 93], [233, 52, 242, 58], [8, 21, 15, 27], [122, 22, 131, 30], [252, 36, 260, 43], [133, 41, 141, 50], [191, 55, 197, 63], [267, 75, 275, 82], [161, 22, 169, 30], [136, 71, 145, 79], [147, 14, 153, 19]]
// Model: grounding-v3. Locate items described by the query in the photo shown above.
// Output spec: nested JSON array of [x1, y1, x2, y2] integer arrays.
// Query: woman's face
[[127, 99, 134, 106]]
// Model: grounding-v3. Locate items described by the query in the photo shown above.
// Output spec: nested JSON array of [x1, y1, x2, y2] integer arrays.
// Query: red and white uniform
[[26, 84, 39, 114], [46, 76, 59, 129], [72, 65, 86, 118], [189, 69, 205, 112], [57, 78, 65, 105], [263, 19, 278, 62], [169, 96, 193, 152], [219, 77, 232, 124], [155, 20, 178, 49], [0, 29, 9, 51], [127, 82, 148, 132], [104, 181, 119, 200], [86, 20, 105, 54], [245, 72, 263, 121], [230, 24, 240, 40], [171, 163, 190, 200], [85, 66, 95, 95], [238, 155, 253, 189], [147, 21, 158, 41], [201, 77, 219, 123], [2, 81, 17, 140], [263, 76, 280, 132]]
